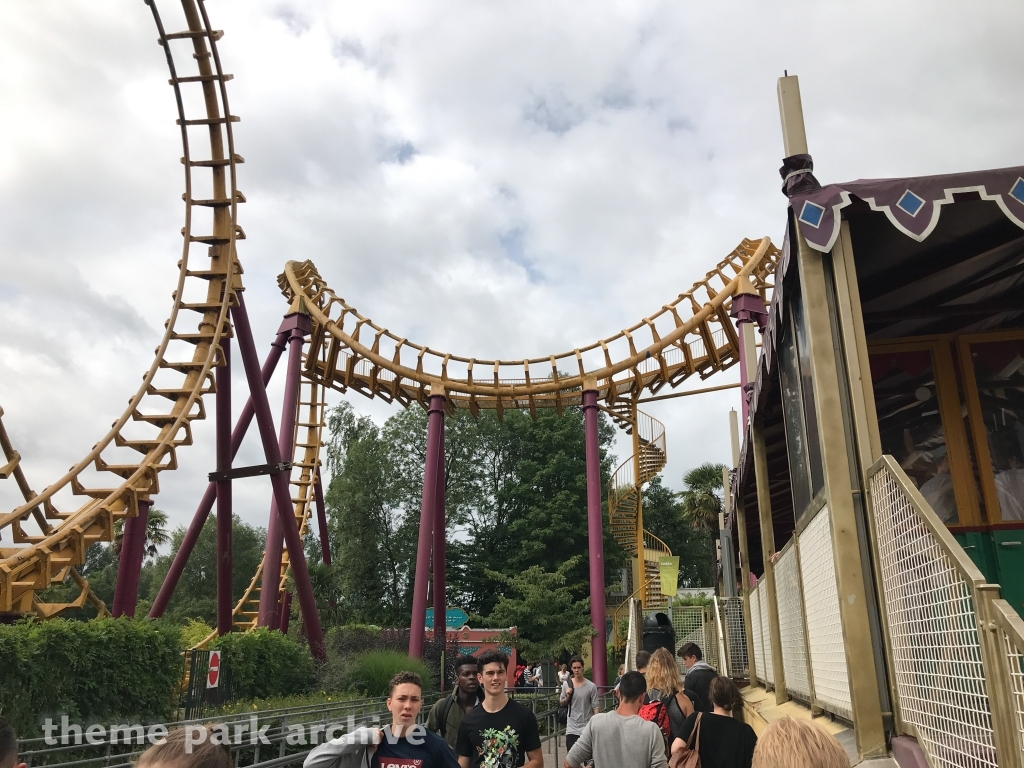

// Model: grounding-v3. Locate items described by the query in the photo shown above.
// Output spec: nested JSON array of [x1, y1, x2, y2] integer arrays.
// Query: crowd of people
[[0, 645, 854, 768]]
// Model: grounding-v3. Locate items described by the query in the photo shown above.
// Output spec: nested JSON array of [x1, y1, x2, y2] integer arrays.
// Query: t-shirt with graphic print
[[455, 698, 541, 768]]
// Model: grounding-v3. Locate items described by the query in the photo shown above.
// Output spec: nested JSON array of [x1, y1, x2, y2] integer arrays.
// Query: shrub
[[180, 618, 216, 649], [346, 651, 432, 697], [0, 618, 182, 737], [212, 627, 314, 700]]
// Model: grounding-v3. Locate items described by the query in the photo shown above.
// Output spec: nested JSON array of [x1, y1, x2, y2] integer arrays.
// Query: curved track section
[[0, 0, 243, 615], [280, 237, 778, 411]]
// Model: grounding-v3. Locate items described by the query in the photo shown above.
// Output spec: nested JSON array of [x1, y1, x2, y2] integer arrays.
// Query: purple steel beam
[[112, 499, 152, 618], [432, 414, 446, 644], [409, 393, 444, 658], [216, 337, 233, 635], [582, 389, 608, 687], [256, 321, 303, 626], [232, 294, 325, 660], [257, 321, 306, 629], [149, 325, 288, 618], [729, 292, 768, 430], [314, 470, 331, 566]]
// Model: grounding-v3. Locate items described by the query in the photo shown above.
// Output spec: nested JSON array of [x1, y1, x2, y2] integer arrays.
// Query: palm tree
[[112, 508, 171, 560], [678, 462, 726, 531]]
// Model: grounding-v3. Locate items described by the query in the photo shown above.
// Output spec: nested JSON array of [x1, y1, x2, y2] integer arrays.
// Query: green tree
[[112, 508, 172, 559], [472, 558, 593, 660], [679, 462, 727, 531], [642, 477, 715, 588], [145, 515, 266, 626]]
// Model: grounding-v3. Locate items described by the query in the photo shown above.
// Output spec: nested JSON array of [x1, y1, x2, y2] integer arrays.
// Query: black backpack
[[556, 677, 575, 726]]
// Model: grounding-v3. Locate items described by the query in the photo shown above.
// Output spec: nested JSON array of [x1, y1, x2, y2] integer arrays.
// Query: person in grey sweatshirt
[[678, 643, 718, 712], [304, 671, 459, 768], [563, 672, 667, 768]]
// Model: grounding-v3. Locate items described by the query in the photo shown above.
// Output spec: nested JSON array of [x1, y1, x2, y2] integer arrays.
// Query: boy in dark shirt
[[456, 650, 542, 768], [304, 672, 459, 768]]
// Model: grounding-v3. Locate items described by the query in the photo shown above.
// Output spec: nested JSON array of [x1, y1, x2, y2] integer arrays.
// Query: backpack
[[556, 677, 575, 726], [638, 697, 672, 748]]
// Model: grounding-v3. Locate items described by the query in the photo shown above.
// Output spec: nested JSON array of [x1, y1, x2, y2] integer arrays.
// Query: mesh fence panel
[[720, 596, 748, 680], [776, 546, 811, 702], [758, 580, 774, 686], [870, 465, 998, 768], [1002, 629, 1024, 757], [670, 606, 718, 672], [798, 505, 852, 720], [751, 582, 764, 686]]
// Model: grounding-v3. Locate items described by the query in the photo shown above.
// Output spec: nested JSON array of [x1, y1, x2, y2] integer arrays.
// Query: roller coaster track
[[279, 237, 780, 608], [0, 0, 243, 616]]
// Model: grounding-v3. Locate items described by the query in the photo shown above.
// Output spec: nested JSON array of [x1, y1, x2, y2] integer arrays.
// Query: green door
[[993, 529, 1024, 618], [954, 531, 999, 584]]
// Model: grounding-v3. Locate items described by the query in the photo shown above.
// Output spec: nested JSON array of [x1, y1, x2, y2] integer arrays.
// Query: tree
[[679, 462, 727, 531], [472, 557, 593, 661], [642, 477, 715, 588], [111, 508, 171, 559], [145, 515, 266, 626]]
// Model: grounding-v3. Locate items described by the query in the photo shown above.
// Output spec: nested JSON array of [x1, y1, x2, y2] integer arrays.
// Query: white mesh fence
[[751, 583, 764, 686], [1002, 629, 1024, 758], [798, 505, 852, 720], [719, 596, 748, 680], [869, 465, 997, 768], [776, 545, 811, 702], [670, 605, 719, 673], [758, 579, 774, 686]]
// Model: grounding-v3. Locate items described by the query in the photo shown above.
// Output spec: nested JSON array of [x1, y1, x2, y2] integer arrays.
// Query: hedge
[[0, 618, 182, 737], [211, 628, 314, 701]]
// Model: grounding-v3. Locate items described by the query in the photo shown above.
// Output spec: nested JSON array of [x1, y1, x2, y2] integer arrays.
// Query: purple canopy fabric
[[790, 165, 1024, 252]]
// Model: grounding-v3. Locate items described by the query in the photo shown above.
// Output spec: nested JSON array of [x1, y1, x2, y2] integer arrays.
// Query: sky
[[1, 1, 1023, 544]]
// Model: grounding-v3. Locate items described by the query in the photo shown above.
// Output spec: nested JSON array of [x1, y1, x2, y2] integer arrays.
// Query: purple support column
[[112, 499, 153, 618], [232, 295, 325, 660], [314, 470, 331, 566], [216, 337, 233, 636], [149, 325, 288, 618], [409, 393, 445, 658], [582, 389, 608, 688], [257, 317, 308, 629], [432, 414, 446, 642], [729, 289, 768, 429]]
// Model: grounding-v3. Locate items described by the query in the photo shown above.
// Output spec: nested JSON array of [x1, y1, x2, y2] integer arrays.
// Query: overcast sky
[[1, 1, 1023, 544]]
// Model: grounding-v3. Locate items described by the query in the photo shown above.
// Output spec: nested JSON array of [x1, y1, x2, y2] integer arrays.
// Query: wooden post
[[778, 75, 887, 759], [752, 418, 788, 703], [731, 411, 757, 685]]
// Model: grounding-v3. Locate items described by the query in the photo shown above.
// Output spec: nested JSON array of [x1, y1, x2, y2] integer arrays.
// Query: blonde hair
[[752, 717, 851, 768], [136, 727, 231, 768], [645, 647, 684, 694]]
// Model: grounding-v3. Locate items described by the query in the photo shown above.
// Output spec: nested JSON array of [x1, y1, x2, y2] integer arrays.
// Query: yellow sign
[[659, 556, 679, 596]]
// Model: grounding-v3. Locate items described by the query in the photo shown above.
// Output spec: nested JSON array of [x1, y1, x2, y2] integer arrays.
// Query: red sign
[[207, 650, 221, 689]]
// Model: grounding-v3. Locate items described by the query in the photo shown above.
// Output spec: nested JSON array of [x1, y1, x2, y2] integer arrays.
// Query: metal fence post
[[976, 589, 1024, 768]]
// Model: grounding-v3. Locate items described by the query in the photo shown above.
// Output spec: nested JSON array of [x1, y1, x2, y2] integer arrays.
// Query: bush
[[346, 651, 432, 697], [318, 625, 456, 693], [180, 618, 215, 649], [211, 690, 359, 715], [0, 618, 182, 737], [212, 627, 314, 700]]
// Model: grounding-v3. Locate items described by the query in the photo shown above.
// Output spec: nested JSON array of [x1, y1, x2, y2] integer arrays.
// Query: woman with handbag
[[670, 677, 756, 768]]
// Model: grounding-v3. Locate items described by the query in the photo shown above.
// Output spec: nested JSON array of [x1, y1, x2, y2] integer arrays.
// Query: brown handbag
[[668, 712, 703, 768]]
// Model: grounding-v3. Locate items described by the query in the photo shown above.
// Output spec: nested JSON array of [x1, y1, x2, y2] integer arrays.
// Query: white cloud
[[1, 0, 1022, 546]]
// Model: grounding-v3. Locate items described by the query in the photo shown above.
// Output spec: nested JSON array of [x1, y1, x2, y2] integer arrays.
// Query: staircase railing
[[866, 455, 1024, 768]]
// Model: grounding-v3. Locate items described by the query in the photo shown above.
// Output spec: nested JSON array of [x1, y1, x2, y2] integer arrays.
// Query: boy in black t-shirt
[[304, 672, 459, 768], [456, 650, 542, 768]]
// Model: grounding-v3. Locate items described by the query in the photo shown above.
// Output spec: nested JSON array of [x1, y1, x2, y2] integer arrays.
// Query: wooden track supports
[[583, 387, 608, 688], [410, 391, 446, 658]]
